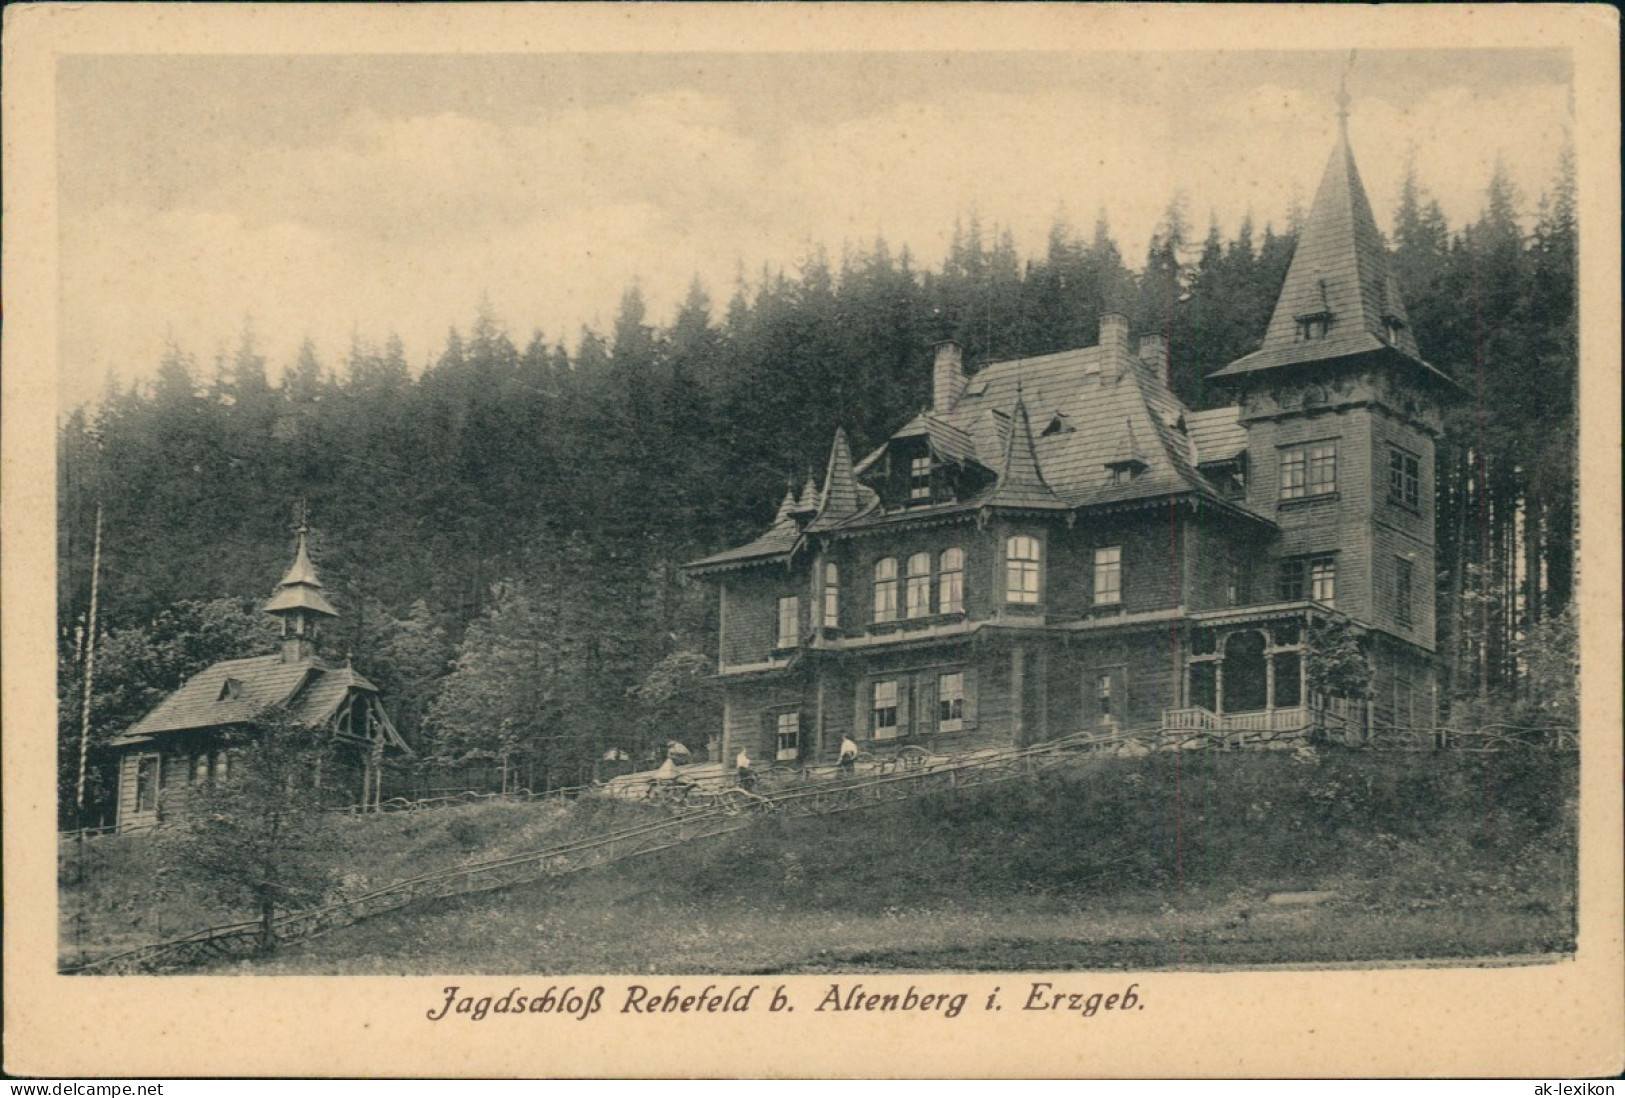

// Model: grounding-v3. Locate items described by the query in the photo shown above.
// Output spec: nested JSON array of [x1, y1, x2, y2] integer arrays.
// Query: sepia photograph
[[5, 2, 1621, 1080]]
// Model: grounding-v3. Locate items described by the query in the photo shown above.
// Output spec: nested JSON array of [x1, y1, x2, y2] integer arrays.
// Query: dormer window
[[909, 456, 932, 503], [218, 677, 245, 701], [1041, 413, 1074, 437], [1296, 313, 1332, 342], [1381, 313, 1406, 345], [1107, 465, 1141, 486]]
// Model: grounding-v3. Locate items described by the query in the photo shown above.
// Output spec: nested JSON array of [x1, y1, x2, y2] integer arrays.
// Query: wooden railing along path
[[64, 725, 1148, 975]]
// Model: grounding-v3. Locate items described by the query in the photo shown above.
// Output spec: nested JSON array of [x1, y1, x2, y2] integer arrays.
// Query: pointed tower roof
[[809, 428, 877, 531], [773, 488, 797, 525], [985, 391, 1065, 510], [792, 473, 820, 517], [263, 526, 339, 617], [1213, 107, 1453, 387]]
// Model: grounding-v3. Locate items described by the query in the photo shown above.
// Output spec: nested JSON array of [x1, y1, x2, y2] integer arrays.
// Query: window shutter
[[963, 669, 978, 729], [760, 710, 776, 757], [897, 682, 911, 735], [917, 673, 937, 734], [855, 681, 868, 740]]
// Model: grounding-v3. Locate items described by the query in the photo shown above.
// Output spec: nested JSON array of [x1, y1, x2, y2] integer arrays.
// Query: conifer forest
[[55, 154, 1578, 826]]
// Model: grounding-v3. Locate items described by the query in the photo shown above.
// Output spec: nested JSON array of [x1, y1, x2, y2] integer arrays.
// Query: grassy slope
[[58, 794, 665, 967], [218, 747, 1577, 974]]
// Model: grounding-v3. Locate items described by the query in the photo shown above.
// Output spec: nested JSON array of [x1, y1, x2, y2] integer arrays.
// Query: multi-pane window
[[1280, 442, 1337, 500], [1279, 555, 1336, 605], [1309, 556, 1336, 607], [777, 595, 799, 649], [1388, 447, 1420, 510], [938, 671, 965, 732], [191, 753, 209, 784], [1396, 557, 1414, 627], [1093, 546, 1122, 606], [1278, 559, 1306, 601], [872, 680, 899, 739], [134, 755, 160, 814], [213, 749, 230, 783], [1005, 536, 1041, 604], [938, 548, 965, 614], [873, 558, 899, 623], [909, 456, 932, 502], [1096, 673, 1115, 723], [905, 553, 932, 619], [775, 711, 800, 761], [822, 564, 840, 629]]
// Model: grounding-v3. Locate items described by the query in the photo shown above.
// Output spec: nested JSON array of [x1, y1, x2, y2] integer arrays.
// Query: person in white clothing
[[838, 735, 859, 776]]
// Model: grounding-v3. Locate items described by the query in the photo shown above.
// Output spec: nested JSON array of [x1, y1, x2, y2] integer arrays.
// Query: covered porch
[[1162, 603, 1344, 744]]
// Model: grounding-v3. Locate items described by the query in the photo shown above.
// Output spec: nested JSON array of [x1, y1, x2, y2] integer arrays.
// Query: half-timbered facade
[[685, 114, 1456, 765], [107, 527, 409, 830]]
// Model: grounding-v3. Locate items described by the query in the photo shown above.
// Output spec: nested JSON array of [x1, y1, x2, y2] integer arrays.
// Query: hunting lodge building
[[686, 115, 1457, 766]]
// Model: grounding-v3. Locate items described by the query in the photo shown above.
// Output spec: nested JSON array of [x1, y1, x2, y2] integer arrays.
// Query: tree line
[[55, 154, 1577, 825]]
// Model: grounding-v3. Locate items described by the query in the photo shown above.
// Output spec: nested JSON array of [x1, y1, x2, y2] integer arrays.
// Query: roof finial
[[1336, 50, 1356, 133]]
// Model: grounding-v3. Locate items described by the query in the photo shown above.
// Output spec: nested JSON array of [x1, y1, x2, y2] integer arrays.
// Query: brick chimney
[[1098, 313, 1131, 384], [1139, 332, 1168, 379], [933, 340, 966, 413]]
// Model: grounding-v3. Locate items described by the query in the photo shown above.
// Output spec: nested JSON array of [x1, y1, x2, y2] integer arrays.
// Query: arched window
[[873, 558, 899, 623], [905, 553, 932, 618], [823, 563, 840, 629], [1005, 536, 1041, 604], [939, 548, 965, 614]]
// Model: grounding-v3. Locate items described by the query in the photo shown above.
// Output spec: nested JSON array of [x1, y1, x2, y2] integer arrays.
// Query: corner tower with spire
[[1211, 81, 1459, 724]]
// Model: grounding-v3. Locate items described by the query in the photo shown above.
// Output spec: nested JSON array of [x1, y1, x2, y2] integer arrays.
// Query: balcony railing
[[1162, 705, 1310, 734]]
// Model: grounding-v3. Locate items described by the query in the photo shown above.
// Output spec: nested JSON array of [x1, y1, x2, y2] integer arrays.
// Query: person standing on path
[[838, 735, 859, 776]]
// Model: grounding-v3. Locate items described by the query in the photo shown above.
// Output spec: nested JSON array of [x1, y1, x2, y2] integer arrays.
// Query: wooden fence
[[63, 725, 1148, 975]]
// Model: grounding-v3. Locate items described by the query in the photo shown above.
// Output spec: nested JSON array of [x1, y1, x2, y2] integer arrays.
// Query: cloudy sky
[[57, 48, 1572, 410]]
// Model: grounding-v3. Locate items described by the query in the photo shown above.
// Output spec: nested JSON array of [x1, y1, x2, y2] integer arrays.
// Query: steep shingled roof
[[1187, 407, 1248, 465], [1211, 121, 1452, 386], [809, 428, 876, 533], [984, 392, 1066, 510], [686, 324, 1271, 570], [109, 654, 384, 743]]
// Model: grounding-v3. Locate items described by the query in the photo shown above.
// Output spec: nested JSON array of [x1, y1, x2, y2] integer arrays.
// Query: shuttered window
[[937, 671, 965, 732], [872, 680, 899, 739], [776, 712, 800, 761], [823, 564, 840, 629]]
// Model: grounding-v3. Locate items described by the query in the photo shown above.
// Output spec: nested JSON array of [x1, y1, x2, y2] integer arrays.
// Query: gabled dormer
[[855, 412, 994, 510]]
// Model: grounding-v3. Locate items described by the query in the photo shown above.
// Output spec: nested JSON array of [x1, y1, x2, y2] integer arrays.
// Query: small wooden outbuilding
[[106, 526, 409, 830]]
